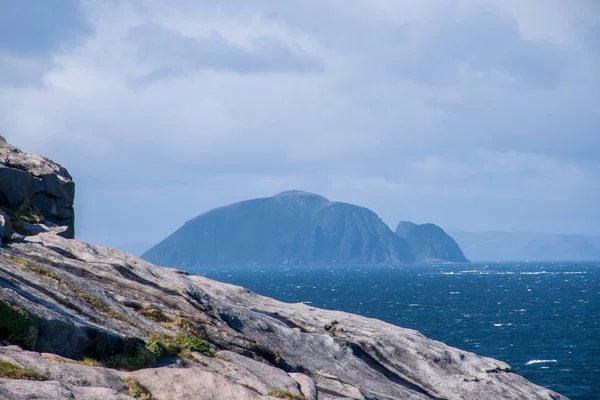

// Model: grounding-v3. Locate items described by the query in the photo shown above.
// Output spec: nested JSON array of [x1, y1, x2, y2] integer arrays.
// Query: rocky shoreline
[[0, 138, 568, 399]]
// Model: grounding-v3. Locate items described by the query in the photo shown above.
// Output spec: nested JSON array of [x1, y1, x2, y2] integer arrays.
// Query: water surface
[[193, 262, 599, 400]]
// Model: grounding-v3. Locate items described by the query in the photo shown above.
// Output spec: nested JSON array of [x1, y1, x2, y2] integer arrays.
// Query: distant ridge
[[142, 191, 469, 268], [450, 230, 600, 261]]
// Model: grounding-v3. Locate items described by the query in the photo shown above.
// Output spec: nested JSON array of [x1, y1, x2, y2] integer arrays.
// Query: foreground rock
[[0, 233, 567, 399], [0, 136, 75, 239]]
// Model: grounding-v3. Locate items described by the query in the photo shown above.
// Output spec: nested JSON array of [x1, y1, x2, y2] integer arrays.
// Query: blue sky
[[1, 0, 599, 249]]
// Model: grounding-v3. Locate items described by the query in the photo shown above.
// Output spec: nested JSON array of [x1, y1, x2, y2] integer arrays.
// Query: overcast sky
[[1, 0, 599, 249]]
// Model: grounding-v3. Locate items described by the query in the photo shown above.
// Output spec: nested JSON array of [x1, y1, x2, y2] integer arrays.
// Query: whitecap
[[525, 359, 558, 365]]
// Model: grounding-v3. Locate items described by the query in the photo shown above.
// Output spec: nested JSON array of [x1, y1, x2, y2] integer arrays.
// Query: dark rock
[[0, 138, 75, 239]]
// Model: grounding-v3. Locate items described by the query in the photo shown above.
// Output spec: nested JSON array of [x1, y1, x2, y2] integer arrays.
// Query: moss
[[124, 377, 152, 399], [214, 353, 233, 362], [0, 360, 48, 381], [138, 308, 171, 323], [4, 255, 38, 270], [0, 301, 38, 349], [147, 333, 213, 358], [80, 357, 105, 367], [3, 200, 45, 235], [266, 391, 305, 400], [46, 356, 104, 368]]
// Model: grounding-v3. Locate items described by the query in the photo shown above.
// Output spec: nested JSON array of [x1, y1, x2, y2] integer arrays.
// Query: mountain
[[143, 190, 415, 267], [450, 230, 600, 261], [396, 221, 469, 262], [0, 138, 567, 400]]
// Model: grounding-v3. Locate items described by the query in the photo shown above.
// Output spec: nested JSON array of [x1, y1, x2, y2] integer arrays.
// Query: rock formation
[[0, 138, 567, 399], [395, 222, 468, 263], [0, 136, 75, 239], [143, 190, 414, 267]]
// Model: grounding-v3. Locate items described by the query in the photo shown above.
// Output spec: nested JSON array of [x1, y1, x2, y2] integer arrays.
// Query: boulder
[[0, 136, 75, 239]]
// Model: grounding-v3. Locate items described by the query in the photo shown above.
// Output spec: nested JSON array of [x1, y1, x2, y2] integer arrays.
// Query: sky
[[1, 0, 599, 250]]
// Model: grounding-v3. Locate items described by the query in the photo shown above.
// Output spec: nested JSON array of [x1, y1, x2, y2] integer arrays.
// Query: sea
[[193, 262, 599, 400]]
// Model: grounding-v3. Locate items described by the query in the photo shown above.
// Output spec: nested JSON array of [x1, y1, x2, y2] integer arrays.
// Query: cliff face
[[0, 136, 75, 240], [143, 190, 414, 267], [395, 222, 468, 263], [0, 139, 567, 400]]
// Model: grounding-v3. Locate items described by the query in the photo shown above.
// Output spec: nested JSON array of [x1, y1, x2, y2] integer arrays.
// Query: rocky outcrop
[[0, 233, 567, 399], [396, 221, 468, 263], [0, 138, 567, 399], [0, 136, 75, 239]]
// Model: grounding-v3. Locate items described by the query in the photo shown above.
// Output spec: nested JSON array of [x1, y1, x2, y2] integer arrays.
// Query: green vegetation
[[103, 344, 156, 371], [124, 377, 153, 399], [146, 333, 213, 359], [266, 390, 305, 400], [0, 360, 48, 381], [47, 355, 104, 367], [7, 258, 140, 329], [2, 200, 45, 235], [104, 333, 213, 371], [138, 308, 171, 323], [0, 301, 38, 349]]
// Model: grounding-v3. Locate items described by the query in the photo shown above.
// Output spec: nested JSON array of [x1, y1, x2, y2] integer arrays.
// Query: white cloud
[[1, 0, 599, 244]]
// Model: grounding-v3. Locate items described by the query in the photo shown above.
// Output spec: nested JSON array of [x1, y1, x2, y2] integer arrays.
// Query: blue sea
[[193, 262, 599, 400]]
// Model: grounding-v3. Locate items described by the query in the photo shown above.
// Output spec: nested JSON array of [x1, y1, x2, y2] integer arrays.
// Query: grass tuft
[[138, 308, 171, 323], [124, 377, 152, 399], [0, 360, 48, 381], [266, 391, 305, 400]]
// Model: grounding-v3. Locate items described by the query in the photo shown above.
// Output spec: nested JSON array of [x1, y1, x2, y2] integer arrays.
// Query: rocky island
[[142, 191, 468, 268], [395, 222, 468, 263], [0, 137, 567, 399]]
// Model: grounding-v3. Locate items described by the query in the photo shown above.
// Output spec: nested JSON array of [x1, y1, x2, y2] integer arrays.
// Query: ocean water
[[193, 262, 599, 400]]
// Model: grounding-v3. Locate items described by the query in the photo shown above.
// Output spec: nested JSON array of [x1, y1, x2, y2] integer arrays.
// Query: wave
[[525, 359, 558, 365]]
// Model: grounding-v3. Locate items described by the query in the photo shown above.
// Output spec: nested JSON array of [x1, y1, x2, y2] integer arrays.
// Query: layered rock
[[0, 233, 567, 399], [0, 136, 75, 239]]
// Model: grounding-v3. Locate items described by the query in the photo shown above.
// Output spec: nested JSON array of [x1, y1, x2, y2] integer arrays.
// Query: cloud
[[1, 0, 599, 246], [0, 0, 92, 87], [126, 24, 322, 83]]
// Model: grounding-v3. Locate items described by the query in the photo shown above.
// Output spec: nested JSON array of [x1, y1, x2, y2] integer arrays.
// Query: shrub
[[103, 333, 213, 371], [0, 360, 48, 381], [0, 301, 38, 349], [103, 344, 157, 371]]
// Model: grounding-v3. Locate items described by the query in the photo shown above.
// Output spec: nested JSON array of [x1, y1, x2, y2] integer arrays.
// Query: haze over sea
[[194, 262, 599, 400]]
